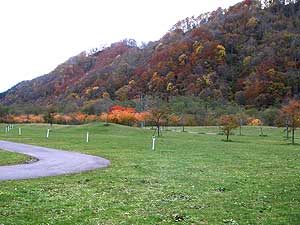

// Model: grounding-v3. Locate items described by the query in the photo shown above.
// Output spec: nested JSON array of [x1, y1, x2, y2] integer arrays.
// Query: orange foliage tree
[[248, 118, 264, 136], [281, 100, 300, 145], [51, 113, 99, 125], [73, 113, 87, 124], [147, 107, 170, 136], [108, 110, 136, 125], [28, 114, 45, 123], [101, 105, 137, 125], [135, 111, 151, 127], [1, 114, 44, 124], [85, 115, 100, 123], [168, 114, 181, 126], [219, 115, 239, 141], [53, 114, 73, 124], [100, 112, 109, 124]]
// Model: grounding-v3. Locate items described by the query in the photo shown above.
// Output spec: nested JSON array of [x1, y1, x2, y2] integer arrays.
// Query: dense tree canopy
[[1, 0, 300, 114]]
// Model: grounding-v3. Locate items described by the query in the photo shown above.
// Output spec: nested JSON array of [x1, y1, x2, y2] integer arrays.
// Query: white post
[[19, 128, 22, 136], [152, 136, 156, 150], [5, 127, 8, 133], [86, 132, 89, 143], [46, 129, 50, 139]]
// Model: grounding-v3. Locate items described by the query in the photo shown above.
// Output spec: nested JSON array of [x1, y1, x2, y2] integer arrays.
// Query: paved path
[[0, 140, 110, 181]]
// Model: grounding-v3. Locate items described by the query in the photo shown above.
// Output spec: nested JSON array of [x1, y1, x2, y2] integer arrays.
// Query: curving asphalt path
[[0, 140, 110, 181]]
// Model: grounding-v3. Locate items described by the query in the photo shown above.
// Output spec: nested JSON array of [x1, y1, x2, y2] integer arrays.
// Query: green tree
[[43, 108, 56, 126], [0, 105, 9, 117]]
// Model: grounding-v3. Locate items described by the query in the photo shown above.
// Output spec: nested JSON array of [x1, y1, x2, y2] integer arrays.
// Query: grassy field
[[0, 149, 31, 166], [0, 123, 299, 225]]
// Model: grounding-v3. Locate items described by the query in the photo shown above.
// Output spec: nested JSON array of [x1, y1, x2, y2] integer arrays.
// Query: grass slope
[[0, 123, 299, 225], [0, 150, 31, 166]]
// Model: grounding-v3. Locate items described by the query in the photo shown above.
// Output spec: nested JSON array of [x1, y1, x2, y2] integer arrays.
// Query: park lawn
[[0, 149, 31, 166], [0, 123, 299, 225]]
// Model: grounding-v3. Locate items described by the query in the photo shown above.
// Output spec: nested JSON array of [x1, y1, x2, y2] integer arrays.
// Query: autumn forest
[[1, 0, 300, 127]]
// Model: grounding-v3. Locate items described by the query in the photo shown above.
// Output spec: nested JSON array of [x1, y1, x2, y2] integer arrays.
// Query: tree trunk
[[181, 114, 185, 132], [106, 112, 109, 125], [286, 121, 289, 139], [297, 77, 300, 96], [260, 126, 263, 136], [239, 118, 243, 136], [292, 127, 295, 145], [226, 133, 229, 141]]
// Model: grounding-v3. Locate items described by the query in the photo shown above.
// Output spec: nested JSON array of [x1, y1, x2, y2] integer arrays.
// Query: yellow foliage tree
[[248, 118, 264, 136], [216, 45, 226, 62], [178, 54, 187, 66], [246, 17, 258, 28]]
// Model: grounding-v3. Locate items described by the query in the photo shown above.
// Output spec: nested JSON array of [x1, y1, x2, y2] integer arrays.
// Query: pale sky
[[0, 0, 241, 93]]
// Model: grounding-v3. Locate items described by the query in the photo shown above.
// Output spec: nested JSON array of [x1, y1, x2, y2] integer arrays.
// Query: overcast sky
[[0, 0, 241, 93]]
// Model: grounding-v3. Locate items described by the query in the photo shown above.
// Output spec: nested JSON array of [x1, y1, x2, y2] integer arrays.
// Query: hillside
[[1, 0, 300, 113]]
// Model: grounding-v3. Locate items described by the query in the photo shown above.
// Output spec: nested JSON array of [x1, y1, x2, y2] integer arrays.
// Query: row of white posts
[[4, 124, 14, 133], [46, 129, 89, 143], [4, 125, 157, 149], [5, 125, 23, 135], [4, 125, 20, 133], [4, 126, 90, 143]]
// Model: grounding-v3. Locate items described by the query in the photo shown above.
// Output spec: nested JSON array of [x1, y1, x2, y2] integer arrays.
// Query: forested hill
[[1, 0, 300, 113]]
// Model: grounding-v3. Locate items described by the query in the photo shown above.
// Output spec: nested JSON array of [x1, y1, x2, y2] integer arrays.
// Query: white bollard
[[152, 136, 156, 150], [19, 128, 22, 136], [46, 129, 50, 139], [86, 132, 89, 143]]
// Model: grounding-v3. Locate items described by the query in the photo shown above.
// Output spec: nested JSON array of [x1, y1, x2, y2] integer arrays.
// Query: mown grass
[[0, 123, 299, 225], [0, 149, 31, 166]]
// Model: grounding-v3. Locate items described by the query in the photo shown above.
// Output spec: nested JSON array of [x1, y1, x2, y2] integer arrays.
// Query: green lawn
[[0, 149, 31, 166], [0, 123, 299, 225]]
